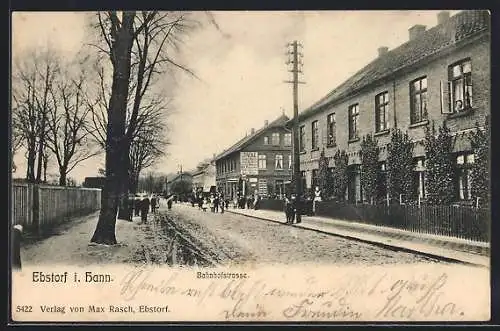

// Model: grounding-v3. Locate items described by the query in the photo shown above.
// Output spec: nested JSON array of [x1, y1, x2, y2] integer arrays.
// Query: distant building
[[83, 177, 105, 189], [292, 10, 490, 203], [166, 172, 193, 195], [192, 158, 216, 193], [215, 114, 292, 199]]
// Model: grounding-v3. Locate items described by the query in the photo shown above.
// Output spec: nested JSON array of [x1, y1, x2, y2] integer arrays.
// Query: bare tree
[[129, 96, 169, 193], [86, 11, 201, 243], [89, 11, 137, 245], [12, 47, 60, 183], [46, 58, 101, 186]]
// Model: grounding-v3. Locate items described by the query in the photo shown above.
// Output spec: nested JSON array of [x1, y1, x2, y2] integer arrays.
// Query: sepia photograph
[[10, 10, 491, 323]]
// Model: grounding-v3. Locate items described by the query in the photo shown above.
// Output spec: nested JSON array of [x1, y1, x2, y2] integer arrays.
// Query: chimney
[[437, 11, 450, 25], [409, 24, 426, 41], [250, 128, 255, 134], [264, 120, 269, 126], [377, 46, 389, 57]]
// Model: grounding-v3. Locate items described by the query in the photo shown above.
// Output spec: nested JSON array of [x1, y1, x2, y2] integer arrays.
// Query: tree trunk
[[26, 144, 36, 182], [91, 12, 136, 245], [59, 167, 67, 186], [35, 128, 45, 183]]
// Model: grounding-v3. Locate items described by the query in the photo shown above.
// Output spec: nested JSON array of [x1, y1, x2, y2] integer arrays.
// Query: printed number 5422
[[16, 306, 32, 313]]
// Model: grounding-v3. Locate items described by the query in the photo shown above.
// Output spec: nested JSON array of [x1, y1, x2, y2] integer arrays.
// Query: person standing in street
[[151, 195, 157, 213], [214, 193, 220, 213], [141, 196, 150, 223], [127, 194, 135, 221], [284, 195, 293, 224]]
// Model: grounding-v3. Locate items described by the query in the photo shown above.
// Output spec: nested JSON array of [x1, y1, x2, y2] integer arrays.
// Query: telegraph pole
[[285, 40, 305, 223]]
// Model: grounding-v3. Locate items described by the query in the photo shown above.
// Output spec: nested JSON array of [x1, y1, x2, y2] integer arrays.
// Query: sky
[[11, 10, 461, 184]]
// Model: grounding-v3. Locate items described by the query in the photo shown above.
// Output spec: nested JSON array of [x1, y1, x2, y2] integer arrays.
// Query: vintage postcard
[[10, 10, 491, 323]]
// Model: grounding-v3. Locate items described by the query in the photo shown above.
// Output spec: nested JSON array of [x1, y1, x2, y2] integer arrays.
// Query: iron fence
[[257, 198, 490, 242]]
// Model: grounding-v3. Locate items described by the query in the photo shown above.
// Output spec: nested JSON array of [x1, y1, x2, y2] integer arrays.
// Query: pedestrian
[[134, 196, 141, 216], [141, 196, 150, 223], [225, 198, 230, 210], [209, 195, 215, 212], [284, 195, 293, 224], [253, 194, 260, 210], [167, 196, 173, 210], [151, 195, 157, 213], [313, 186, 322, 215], [12, 224, 23, 270], [220, 195, 225, 214], [214, 194, 220, 213], [198, 195, 203, 209], [127, 194, 135, 221], [202, 198, 208, 212]]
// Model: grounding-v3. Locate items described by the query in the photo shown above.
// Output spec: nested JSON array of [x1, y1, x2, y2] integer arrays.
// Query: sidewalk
[[227, 208, 490, 268]]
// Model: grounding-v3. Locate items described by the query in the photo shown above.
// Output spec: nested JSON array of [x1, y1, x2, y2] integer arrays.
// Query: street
[[162, 203, 445, 266]]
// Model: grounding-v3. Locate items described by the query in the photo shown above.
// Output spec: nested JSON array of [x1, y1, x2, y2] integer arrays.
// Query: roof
[[166, 172, 192, 184], [293, 10, 490, 123], [215, 114, 290, 160]]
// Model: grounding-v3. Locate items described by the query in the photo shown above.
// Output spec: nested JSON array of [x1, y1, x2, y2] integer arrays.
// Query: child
[[202, 198, 208, 212]]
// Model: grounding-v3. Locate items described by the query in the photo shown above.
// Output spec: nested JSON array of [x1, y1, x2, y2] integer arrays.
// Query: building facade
[[293, 10, 490, 203], [215, 114, 293, 199], [166, 172, 193, 196], [192, 158, 216, 193]]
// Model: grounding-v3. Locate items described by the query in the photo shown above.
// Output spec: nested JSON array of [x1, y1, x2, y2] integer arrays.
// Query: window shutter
[[440, 80, 453, 114]]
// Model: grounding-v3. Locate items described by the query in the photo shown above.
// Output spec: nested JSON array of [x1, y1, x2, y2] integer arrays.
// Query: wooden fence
[[11, 183, 101, 233], [257, 199, 490, 242]]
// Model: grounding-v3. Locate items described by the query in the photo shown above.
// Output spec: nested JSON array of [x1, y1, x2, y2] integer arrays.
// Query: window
[[449, 59, 472, 112], [284, 133, 292, 146], [410, 77, 428, 124], [272, 132, 280, 145], [375, 92, 389, 132], [299, 125, 305, 152], [263, 136, 269, 145], [258, 154, 267, 169], [456, 152, 474, 200], [311, 120, 319, 150], [275, 154, 284, 170], [288, 154, 292, 169], [327, 113, 336, 146], [413, 157, 426, 200], [348, 104, 359, 140]]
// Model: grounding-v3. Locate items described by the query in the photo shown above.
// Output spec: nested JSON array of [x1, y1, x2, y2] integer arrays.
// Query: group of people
[[193, 192, 229, 213], [234, 194, 261, 210], [284, 187, 322, 224], [127, 194, 160, 222]]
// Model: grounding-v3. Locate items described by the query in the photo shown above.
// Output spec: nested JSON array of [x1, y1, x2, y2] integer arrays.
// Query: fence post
[[32, 184, 41, 236]]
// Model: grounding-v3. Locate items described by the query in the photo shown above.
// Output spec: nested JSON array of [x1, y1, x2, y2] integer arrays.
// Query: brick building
[[215, 114, 292, 199], [293, 10, 490, 203]]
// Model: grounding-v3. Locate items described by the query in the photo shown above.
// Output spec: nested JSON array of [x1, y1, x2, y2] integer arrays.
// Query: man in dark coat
[[12, 225, 23, 270], [141, 197, 150, 223], [151, 195, 157, 213], [134, 196, 141, 216], [127, 194, 135, 221]]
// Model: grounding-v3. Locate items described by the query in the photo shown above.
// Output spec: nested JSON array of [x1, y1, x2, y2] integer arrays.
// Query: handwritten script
[[118, 266, 469, 321]]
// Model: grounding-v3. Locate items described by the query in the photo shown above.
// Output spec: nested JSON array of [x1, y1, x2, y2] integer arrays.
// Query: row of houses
[[198, 10, 490, 204], [291, 10, 490, 204]]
